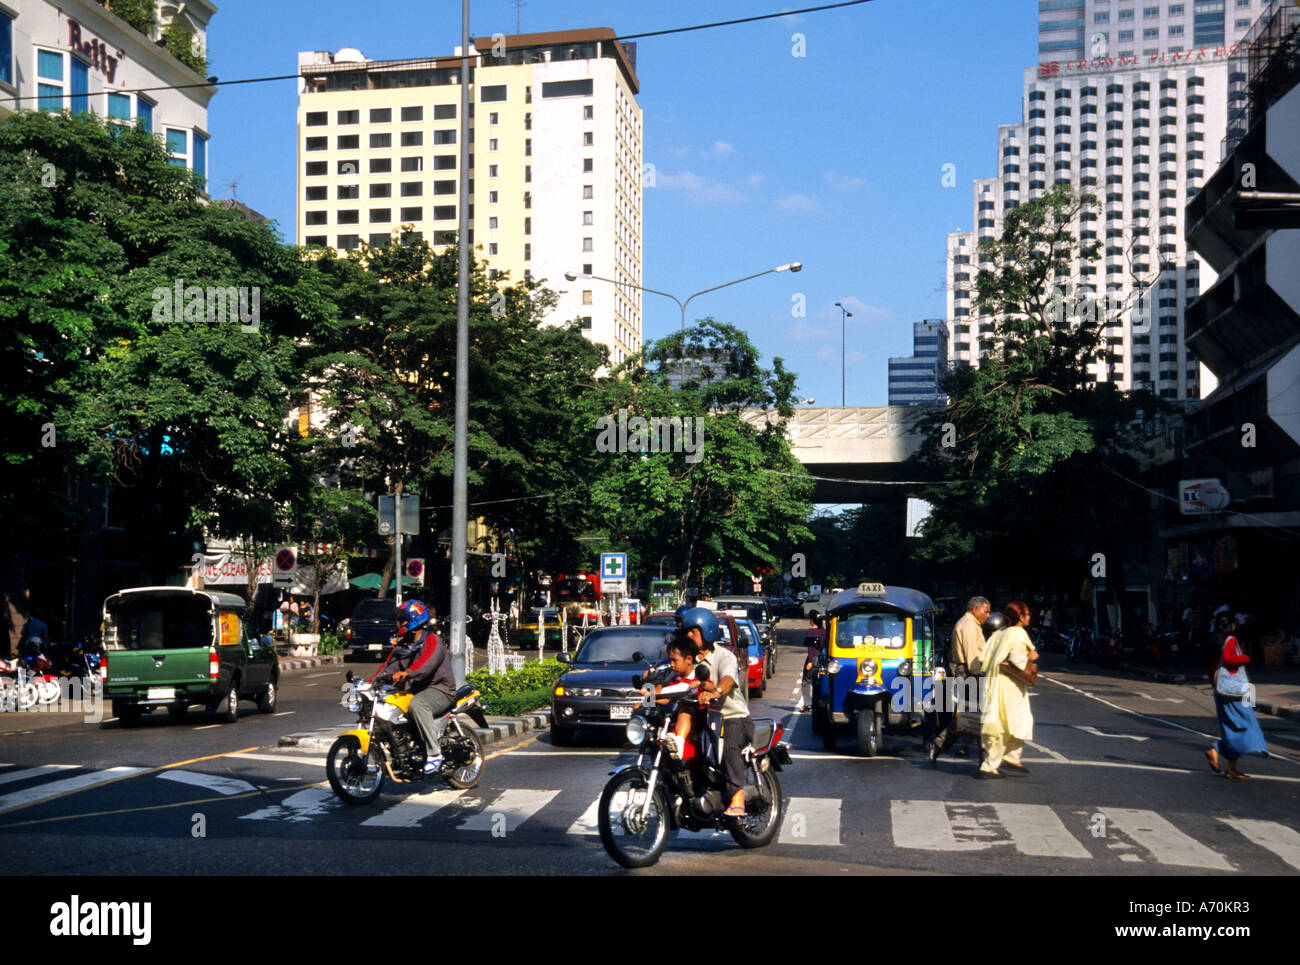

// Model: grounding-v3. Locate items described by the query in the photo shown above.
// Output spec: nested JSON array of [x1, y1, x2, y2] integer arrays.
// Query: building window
[[583, 237, 593, 252], [489, 138, 499, 151], [434, 155, 456, 170], [369, 233, 391, 247], [137, 98, 153, 132], [433, 180, 455, 195], [400, 131, 423, 147], [306, 136, 328, 151], [488, 190, 499, 203], [488, 164, 499, 178], [370, 208, 392, 223], [583, 158, 593, 172], [337, 134, 360, 150], [370, 108, 391, 123], [305, 211, 327, 226], [400, 206, 423, 221], [306, 111, 327, 126], [580, 317, 593, 330], [370, 183, 392, 198], [434, 104, 456, 120], [582, 290, 593, 304], [193, 132, 207, 184], [368, 158, 390, 173], [337, 235, 360, 250], [305, 236, 327, 248], [305, 186, 327, 201], [1119, 8, 1134, 20], [337, 210, 360, 225], [488, 216, 499, 229], [584, 105, 594, 120], [480, 84, 508, 102], [370, 133, 392, 148], [400, 182, 423, 197], [583, 132, 594, 146], [338, 184, 359, 200], [524, 243, 531, 260], [401, 156, 422, 172], [488, 243, 499, 255], [166, 128, 188, 168], [583, 211, 593, 225], [401, 106, 423, 122], [1169, 24, 1183, 35], [433, 130, 456, 145], [305, 161, 327, 176], [433, 206, 455, 221]]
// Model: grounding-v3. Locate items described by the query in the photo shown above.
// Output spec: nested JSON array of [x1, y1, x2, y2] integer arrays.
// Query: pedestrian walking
[[979, 601, 1038, 778], [799, 613, 826, 712], [930, 596, 991, 762], [1205, 615, 1269, 780]]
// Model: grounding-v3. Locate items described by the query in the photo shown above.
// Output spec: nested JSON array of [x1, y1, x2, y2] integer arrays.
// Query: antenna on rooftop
[[515, 0, 524, 33]]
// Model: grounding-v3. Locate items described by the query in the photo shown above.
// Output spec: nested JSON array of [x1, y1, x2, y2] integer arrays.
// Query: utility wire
[[0, 0, 875, 105]]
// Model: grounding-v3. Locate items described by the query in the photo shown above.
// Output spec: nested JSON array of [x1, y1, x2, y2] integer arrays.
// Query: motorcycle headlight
[[826, 661, 842, 675], [625, 716, 648, 745]]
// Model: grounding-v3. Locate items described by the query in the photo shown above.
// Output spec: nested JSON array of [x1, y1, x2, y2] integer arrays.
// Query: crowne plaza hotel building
[[296, 28, 644, 365]]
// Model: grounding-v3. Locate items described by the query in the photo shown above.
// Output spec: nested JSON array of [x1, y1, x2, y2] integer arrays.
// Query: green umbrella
[[348, 573, 421, 590]]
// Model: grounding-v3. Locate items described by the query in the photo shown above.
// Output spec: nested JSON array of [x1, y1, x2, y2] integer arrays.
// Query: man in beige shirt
[[931, 596, 991, 763], [951, 596, 991, 675]]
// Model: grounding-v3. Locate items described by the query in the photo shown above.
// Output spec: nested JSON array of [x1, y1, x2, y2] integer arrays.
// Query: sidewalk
[[1115, 660, 1300, 722]]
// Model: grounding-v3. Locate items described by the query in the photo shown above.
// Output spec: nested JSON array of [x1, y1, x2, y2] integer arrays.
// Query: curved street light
[[835, 301, 854, 407], [566, 262, 803, 381]]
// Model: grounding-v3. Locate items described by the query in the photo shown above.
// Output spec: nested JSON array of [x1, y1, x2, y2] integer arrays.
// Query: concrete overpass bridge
[[741, 406, 941, 503]]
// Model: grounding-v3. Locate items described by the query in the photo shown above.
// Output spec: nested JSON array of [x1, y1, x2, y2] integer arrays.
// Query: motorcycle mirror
[[345, 670, 355, 683], [632, 651, 644, 663]]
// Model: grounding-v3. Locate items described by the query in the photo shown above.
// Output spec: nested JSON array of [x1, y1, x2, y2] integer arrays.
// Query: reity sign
[[67, 20, 121, 83]]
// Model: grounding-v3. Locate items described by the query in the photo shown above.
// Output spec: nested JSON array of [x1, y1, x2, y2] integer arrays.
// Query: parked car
[[343, 598, 398, 661], [734, 618, 769, 698], [550, 625, 673, 745], [715, 596, 775, 648], [102, 587, 279, 726]]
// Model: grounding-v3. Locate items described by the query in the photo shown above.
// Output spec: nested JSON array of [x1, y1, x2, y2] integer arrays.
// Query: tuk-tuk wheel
[[856, 709, 881, 757]]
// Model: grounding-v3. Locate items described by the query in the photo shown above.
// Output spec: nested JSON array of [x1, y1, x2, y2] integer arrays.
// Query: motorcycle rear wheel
[[444, 718, 484, 789], [728, 765, 783, 849], [326, 736, 385, 805], [597, 769, 669, 869]]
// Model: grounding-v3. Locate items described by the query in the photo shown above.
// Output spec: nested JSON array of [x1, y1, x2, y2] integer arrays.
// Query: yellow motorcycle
[[327, 669, 489, 804]]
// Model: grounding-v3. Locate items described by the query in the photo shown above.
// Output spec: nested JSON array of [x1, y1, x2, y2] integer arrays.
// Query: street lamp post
[[835, 301, 853, 407], [566, 263, 802, 382]]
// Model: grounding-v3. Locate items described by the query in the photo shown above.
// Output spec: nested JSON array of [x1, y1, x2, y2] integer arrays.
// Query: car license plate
[[147, 687, 174, 700], [610, 705, 632, 720], [368, 644, 383, 651]]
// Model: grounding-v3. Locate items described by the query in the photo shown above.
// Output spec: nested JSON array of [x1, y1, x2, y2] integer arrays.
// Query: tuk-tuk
[[812, 582, 943, 756]]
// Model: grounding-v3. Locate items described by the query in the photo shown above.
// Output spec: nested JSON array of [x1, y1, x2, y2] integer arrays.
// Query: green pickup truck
[[102, 587, 279, 727]]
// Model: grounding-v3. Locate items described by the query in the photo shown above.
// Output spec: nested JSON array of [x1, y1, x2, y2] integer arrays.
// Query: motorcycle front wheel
[[597, 769, 669, 869], [326, 736, 385, 805], [728, 765, 783, 849]]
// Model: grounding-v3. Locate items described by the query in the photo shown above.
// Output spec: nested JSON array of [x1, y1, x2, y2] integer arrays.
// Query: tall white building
[[946, 55, 1232, 400], [888, 320, 949, 406], [1038, 0, 1266, 63], [296, 29, 643, 365], [0, 0, 216, 184]]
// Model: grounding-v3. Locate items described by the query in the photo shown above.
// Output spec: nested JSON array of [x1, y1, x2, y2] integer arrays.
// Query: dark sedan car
[[343, 598, 398, 661], [550, 625, 673, 745]]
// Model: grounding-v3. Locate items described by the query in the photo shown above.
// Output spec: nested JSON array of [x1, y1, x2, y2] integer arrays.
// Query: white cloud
[[747, 172, 764, 188], [711, 140, 735, 156], [658, 170, 746, 204], [823, 170, 868, 191], [835, 298, 893, 324], [776, 193, 821, 212]]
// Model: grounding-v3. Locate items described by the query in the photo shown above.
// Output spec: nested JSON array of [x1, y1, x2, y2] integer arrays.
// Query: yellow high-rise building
[[296, 28, 643, 365]]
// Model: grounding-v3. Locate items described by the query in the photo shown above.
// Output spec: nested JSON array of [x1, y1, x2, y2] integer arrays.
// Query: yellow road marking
[[0, 746, 262, 818], [485, 734, 539, 761]]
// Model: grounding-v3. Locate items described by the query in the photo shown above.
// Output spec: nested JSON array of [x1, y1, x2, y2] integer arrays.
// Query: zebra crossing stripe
[[362, 788, 466, 828], [891, 800, 986, 851], [567, 798, 601, 836], [0, 764, 80, 787], [780, 797, 841, 846], [158, 770, 259, 796], [1099, 807, 1234, 870], [990, 803, 1090, 858], [1218, 817, 1300, 871], [237, 786, 340, 823], [0, 767, 147, 815], [457, 789, 559, 833]]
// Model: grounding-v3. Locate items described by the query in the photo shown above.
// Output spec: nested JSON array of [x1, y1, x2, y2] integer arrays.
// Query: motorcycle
[[597, 662, 792, 869], [16, 641, 61, 707], [326, 661, 490, 804]]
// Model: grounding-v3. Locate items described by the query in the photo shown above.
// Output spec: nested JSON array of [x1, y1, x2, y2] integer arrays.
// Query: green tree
[[580, 320, 813, 590]]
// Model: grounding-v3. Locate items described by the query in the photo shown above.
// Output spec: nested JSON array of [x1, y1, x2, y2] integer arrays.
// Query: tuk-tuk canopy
[[826, 583, 937, 617]]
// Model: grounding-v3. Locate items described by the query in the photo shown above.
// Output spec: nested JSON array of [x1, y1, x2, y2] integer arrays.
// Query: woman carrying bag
[[1205, 615, 1269, 780], [979, 601, 1038, 779]]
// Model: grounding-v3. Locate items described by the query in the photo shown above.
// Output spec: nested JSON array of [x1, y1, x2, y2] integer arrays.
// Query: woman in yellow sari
[[979, 601, 1037, 778]]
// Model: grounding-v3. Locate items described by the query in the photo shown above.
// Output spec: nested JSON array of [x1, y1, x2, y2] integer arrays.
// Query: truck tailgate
[[105, 650, 212, 692]]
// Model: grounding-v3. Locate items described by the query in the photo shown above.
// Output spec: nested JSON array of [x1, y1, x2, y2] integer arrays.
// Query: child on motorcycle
[[642, 632, 700, 760]]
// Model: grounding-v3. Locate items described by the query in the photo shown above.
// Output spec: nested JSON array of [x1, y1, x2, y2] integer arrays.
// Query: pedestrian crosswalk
[[1, 759, 1298, 871]]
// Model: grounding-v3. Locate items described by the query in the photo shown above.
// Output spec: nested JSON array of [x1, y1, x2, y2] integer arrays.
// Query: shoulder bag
[[1214, 665, 1249, 699], [1000, 658, 1039, 686]]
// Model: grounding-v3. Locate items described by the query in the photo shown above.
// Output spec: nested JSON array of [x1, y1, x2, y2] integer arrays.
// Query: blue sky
[[207, 0, 1035, 406]]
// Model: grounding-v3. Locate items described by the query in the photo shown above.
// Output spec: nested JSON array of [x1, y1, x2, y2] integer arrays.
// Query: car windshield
[[352, 600, 396, 621], [644, 615, 676, 626], [575, 630, 669, 664], [721, 602, 767, 623], [836, 611, 908, 649]]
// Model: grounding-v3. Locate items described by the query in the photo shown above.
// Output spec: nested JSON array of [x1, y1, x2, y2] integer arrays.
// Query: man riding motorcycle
[[680, 606, 753, 818], [382, 600, 456, 775]]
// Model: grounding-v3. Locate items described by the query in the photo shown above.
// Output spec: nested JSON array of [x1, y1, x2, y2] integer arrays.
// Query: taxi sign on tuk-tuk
[[813, 583, 942, 758]]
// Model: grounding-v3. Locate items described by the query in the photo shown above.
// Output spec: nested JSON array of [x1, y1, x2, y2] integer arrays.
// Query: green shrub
[[319, 631, 344, 656], [467, 659, 565, 716], [161, 21, 207, 75], [104, 0, 156, 35]]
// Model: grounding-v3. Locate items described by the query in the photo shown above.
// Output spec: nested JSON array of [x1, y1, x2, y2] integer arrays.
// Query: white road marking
[[991, 803, 1090, 858], [229, 752, 324, 766], [193, 724, 222, 730], [158, 770, 259, 795], [0, 764, 80, 786], [237, 786, 341, 822], [305, 672, 334, 679], [790, 752, 906, 761], [780, 797, 841, 846], [457, 789, 559, 833], [1218, 818, 1300, 871], [0, 767, 147, 814], [1269, 733, 1300, 744], [1136, 692, 1184, 703], [361, 788, 466, 827], [272, 711, 295, 717], [1072, 724, 1149, 742], [892, 800, 986, 851], [566, 797, 602, 836], [1099, 807, 1233, 870], [1026, 740, 1068, 762]]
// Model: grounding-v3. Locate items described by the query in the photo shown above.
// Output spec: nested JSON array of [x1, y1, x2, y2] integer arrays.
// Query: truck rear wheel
[[218, 680, 239, 723], [117, 703, 142, 728]]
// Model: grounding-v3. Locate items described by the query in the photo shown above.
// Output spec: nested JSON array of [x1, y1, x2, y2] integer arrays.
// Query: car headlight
[[748, 655, 760, 666], [826, 661, 842, 675], [625, 716, 648, 745]]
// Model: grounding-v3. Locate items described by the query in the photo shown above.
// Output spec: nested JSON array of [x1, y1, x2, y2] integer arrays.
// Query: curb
[[1114, 663, 1300, 720], [1256, 699, 1300, 722], [1114, 663, 1209, 684], [277, 654, 345, 672], [279, 709, 551, 751]]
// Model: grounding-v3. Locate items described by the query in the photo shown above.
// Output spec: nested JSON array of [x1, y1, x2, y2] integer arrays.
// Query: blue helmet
[[679, 607, 721, 644], [397, 599, 430, 635], [673, 604, 689, 626]]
